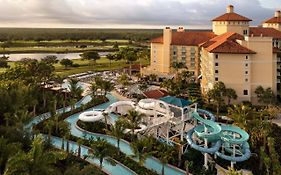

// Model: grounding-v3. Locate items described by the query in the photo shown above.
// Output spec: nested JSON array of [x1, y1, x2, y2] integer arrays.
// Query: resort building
[[142, 5, 281, 104]]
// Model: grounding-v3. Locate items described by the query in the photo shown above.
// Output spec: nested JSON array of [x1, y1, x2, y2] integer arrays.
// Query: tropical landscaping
[[0, 42, 281, 175]]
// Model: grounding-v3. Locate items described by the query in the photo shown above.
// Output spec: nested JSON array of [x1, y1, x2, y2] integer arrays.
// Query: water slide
[[26, 93, 186, 175], [78, 100, 135, 123], [186, 111, 222, 154], [186, 110, 251, 163]]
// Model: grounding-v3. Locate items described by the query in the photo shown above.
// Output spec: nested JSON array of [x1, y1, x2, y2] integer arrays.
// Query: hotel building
[[141, 5, 281, 103]]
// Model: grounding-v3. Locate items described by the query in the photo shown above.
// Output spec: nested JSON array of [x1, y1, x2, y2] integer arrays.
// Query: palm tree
[[68, 78, 83, 110], [124, 110, 145, 140], [106, 119, 125, 153], [101, 80, 114, 96], [4, 135, 66, 175], [107, 54, 115, 71], [225, 88, 237, 105], [88, 137, 115, 169], [77, 139, 83, 157], [130, 136, 154, 165], [157, 144, 176, 175], [102, 112, 109, 131], [122, 47, 138, 76], [0, 138, 20, 174]]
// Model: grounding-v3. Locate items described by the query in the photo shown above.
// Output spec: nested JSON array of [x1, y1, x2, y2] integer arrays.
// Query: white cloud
[[0, 0, 277, 28]]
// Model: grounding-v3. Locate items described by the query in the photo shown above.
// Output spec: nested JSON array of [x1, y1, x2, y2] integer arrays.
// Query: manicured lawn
[[0, 57, 149, 77]]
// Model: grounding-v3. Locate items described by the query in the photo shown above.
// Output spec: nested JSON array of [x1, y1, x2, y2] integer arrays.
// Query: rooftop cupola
[[275, 10, 281, 18], [227, 5, 234, 13]]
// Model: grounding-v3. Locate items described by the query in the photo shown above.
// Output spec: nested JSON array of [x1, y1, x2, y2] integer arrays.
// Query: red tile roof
[[151, 36, 163, 43], [212, 12, 252, 21], [249, 27, 281, 39], [264, 17, 281, 24], [202, 32, 256, 54], [143, 89, 168, 99], [151, 31, 217, 46]]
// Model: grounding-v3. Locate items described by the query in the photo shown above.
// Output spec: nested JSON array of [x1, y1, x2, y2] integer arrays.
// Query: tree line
[[0, 28, 162, 42]]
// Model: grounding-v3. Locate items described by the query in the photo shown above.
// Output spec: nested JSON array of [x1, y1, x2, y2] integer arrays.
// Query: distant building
[[142, 5, 281, 104]]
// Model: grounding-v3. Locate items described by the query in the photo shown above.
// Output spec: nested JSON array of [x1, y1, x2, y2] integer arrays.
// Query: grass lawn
[[0, 56, 149, 77], [8, 39, 129, 44]]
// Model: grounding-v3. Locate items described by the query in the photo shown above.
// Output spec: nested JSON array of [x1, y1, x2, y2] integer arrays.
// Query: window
[[243, 90, 248, 95], [245, 55, 248, 60], [215, 63, 219, 67], [173, 51, 176, 55], [215, 54, 219, 59], [215, 70, 219, 74], [245, 63, 248, 67], [243, 30, 248, 35], [215, 77, 219, 81], [245, 78, 248, 82], [245, 71, 248, 74]]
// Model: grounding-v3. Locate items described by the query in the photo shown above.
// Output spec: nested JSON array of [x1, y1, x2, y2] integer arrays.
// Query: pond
[[2, 52, 110, 62]]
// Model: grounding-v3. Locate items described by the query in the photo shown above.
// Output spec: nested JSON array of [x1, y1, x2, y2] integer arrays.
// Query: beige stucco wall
[[263, 23, 281, 32], [213, 21, 249, 35], [201, 36, 278, 104]]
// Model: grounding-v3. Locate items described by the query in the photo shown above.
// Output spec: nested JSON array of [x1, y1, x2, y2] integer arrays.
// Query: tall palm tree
[[106, 119, 125, 153], [88, 137, 115, 169], [107, 54, 115, 71], [124, 110, 145, 140], [225, 88, 237, 105], [68, 78, 83, 107], [157, 144, 176, 175], [122, 47, 137, 77], [4, 135, 66, 175], [130, 136, 154, 165]]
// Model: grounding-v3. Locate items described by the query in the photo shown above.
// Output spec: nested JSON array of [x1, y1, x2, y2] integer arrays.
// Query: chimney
[[275, 10, 281, 18], [177, 26, 185, 32], [163, 27, 172, 45], [227, 5, 234, 13]]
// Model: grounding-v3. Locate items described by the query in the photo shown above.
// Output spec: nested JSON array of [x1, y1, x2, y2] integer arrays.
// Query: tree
[[171, 61, 186, 78], [101, 80, 114, 96], [41, 55, 58, 65], [106, 54, 115, 71], [0, 138, 20, 174], [68, 79, 83, 107], [255, 86, 276, 105], [157, 144, 176, 175], [123, 110, 145, 140], [60, 59, 73, 69], [0, 59, 9, 68], [4, 135, 66, 175], [121, 47, 138, 76], [130, 136, 154, 165], [206, 81, 227, 116], [225, 88, 238, 105], [118, 74, 130, 87], [89, 138, 115, 169], [80, 51, 100, 69], [106, 119, 125, 153]]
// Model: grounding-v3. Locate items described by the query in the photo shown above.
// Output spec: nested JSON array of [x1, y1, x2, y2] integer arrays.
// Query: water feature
[[3, 52, 111, 62]]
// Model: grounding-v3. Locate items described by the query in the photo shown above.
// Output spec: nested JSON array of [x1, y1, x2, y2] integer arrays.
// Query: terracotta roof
[[249, 27, 281, 39], [151, 31, 217, 46], [143, 89, 168, 99], [264, 17, 281, 24], [151, 36, 163, 43], [202, 32, 256, 54], [212, 12, 252, 21]]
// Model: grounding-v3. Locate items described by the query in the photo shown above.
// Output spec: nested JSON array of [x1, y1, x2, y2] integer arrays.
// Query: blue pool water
[[50, 136, 136, 175], [64, 94, 185, 175]]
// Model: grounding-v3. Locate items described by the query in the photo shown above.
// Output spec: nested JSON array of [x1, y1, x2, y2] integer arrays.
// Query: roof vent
[[227, 5, 234, 13], [275, 10, 281, 18]]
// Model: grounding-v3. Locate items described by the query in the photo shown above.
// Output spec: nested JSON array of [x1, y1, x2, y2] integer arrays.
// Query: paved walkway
[[110, 90, 131, 101]]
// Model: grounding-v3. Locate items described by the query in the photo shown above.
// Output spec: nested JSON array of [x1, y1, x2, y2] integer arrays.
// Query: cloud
[[0, 0, 277, 28]]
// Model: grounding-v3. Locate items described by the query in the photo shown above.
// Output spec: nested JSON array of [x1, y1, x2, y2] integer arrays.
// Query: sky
[[0, 0, 280, 29]]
